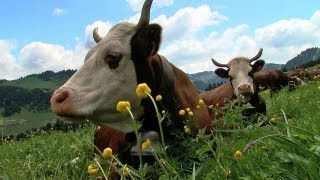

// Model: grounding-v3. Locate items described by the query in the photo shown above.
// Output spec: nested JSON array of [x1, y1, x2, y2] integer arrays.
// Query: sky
[[0, 0, 319, 80]]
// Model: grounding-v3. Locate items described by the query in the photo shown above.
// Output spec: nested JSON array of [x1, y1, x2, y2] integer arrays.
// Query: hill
[[283, 47, 320, 70], [0, 70, 75, 90]]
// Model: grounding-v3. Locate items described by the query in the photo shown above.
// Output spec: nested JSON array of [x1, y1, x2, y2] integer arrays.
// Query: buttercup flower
[[184, 126, 191, 134], [161, 110, 165, 114], [196, 105, 200, 109], [116, 101, 131, 113], [198, 99, 205, 106], [122, 167, 131, 176], [179, 110, 185, 116], [270, 117, 277, 124], [188, 111, 194, 117], [136, 83, 151, 98], [186, 107, 191, 112], [234, 151, 242, 160], [102, 147, 113, 158], [208, 105, 213, 109], [156, 95, 162, 101], [141, 138, 152, 150], [87, 165, 98, 175]]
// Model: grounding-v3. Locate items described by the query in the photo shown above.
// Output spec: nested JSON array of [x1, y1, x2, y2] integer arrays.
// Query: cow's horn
[[249, 48, 263, 62], [93, 27, 102, 43], [136, 0, 153, 29], [211, 58, 228, 68]]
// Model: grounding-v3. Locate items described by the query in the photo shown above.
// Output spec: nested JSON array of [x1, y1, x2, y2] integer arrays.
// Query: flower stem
[[146, 92, 165, 149], [126, 106, 143, 166]]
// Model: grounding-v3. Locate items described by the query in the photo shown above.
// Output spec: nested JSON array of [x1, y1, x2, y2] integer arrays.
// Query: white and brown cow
[[50, 0, 211, 163], [200, 49, 266, 118]]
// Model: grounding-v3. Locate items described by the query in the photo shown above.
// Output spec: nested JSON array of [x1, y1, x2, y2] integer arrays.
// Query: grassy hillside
[[0, 70, 75, 91], [1, 80, 319, 179]]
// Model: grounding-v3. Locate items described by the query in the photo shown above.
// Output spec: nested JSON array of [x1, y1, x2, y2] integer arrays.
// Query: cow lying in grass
[[200, 49, 266, 119], [50, 0, 212, 166], [254, 69, 302, 93]]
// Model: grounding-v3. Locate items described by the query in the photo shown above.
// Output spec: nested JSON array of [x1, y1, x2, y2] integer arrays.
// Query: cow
[[285, 68, 312, 80], [200, 49, 267, 118], [254, 69, 300, 93], [50, 0, 211, 166]]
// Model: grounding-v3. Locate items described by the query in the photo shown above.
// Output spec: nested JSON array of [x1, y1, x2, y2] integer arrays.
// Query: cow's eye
[[105, 52, 123, 69]]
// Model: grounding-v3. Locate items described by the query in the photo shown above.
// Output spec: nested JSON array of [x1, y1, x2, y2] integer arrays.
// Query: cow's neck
[[132, 54, 178, 133]]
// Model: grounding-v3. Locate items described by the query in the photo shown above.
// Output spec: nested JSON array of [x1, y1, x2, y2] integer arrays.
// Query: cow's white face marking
[[53, 22, 143, 132], [228, 58, 254, 97]]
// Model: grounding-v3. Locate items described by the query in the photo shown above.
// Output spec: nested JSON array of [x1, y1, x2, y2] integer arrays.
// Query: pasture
[[0, 81, 319, 179]]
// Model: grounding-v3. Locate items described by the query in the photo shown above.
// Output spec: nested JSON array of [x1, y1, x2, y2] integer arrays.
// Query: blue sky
[[0, 0, 319, 79]]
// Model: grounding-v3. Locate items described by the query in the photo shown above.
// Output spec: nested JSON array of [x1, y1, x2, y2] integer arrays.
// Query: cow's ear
[[252, 60, 265, 72], [146, 24, 162, 56], [215, 68, 229, 78], [131, 24, 162, 61]]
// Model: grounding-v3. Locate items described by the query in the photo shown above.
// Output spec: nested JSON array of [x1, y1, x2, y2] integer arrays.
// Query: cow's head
[[212, 49, 265, 98], [50, 0, 160, 133]]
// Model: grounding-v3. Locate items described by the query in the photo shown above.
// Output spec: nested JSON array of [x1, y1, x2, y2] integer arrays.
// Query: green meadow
[[0, 81, 319, 179]]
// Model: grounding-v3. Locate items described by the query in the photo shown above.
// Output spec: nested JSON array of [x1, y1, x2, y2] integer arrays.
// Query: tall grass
[[0, 81, 319, 179]]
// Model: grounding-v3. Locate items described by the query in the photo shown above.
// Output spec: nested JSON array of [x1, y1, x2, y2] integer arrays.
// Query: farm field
[[0, 80, 319, 179]]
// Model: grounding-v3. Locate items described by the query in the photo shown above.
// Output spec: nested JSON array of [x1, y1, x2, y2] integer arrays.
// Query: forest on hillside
[[0, 87, 51, 116]]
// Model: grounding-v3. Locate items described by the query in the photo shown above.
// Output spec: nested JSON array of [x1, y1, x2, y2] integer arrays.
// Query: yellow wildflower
[[188, 111, 194, 117], [141, 138, 152, 150], [179, 110, 185, 116], [136, 83, 151, 98], [161, 110, 165, 114], [87, 165, 98, 175], [318, 86, 320, 90], [196, 105, 200, 109], [270, 117, 277, 124], [156, 95, 162, 101], [102, 147, 113, 158], [116, 101, 131, 113], [234, 151, 242, 160], [122, 167, 131, 176], [186, 107, 191, 112], [184, 126, 191, 134], [198, 99, 205, 106], [208, 105, 213, 109]]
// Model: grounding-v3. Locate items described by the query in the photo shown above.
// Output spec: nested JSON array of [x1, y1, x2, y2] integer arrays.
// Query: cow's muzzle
[[238, 84, 254, 97], [50, 88, 82, 118]]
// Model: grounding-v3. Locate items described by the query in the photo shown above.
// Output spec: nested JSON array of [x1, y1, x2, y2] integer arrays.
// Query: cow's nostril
[[54, 91, 69, 104]]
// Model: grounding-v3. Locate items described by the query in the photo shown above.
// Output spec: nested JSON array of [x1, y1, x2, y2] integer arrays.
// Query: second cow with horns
[[200, 48, 267, 118]]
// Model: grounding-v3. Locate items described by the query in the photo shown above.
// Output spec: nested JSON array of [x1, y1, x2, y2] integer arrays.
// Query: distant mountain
[[262, 62, 283, 71], [283, 47, 320, 70]]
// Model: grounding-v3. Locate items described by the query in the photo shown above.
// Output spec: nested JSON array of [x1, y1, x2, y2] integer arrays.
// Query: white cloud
[[126, 0, 173, 11], [52, 8, 67, 16], [84, 21, 113, 49], [0, 40, 23, 79], [159, 10, 320, 73], [19, 42, 82, 75], [154, 5, 227, 43]]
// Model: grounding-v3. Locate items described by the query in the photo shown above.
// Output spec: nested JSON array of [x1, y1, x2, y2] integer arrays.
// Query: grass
[[0, 109, 58, 136], [0, 81, 319, 179]]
